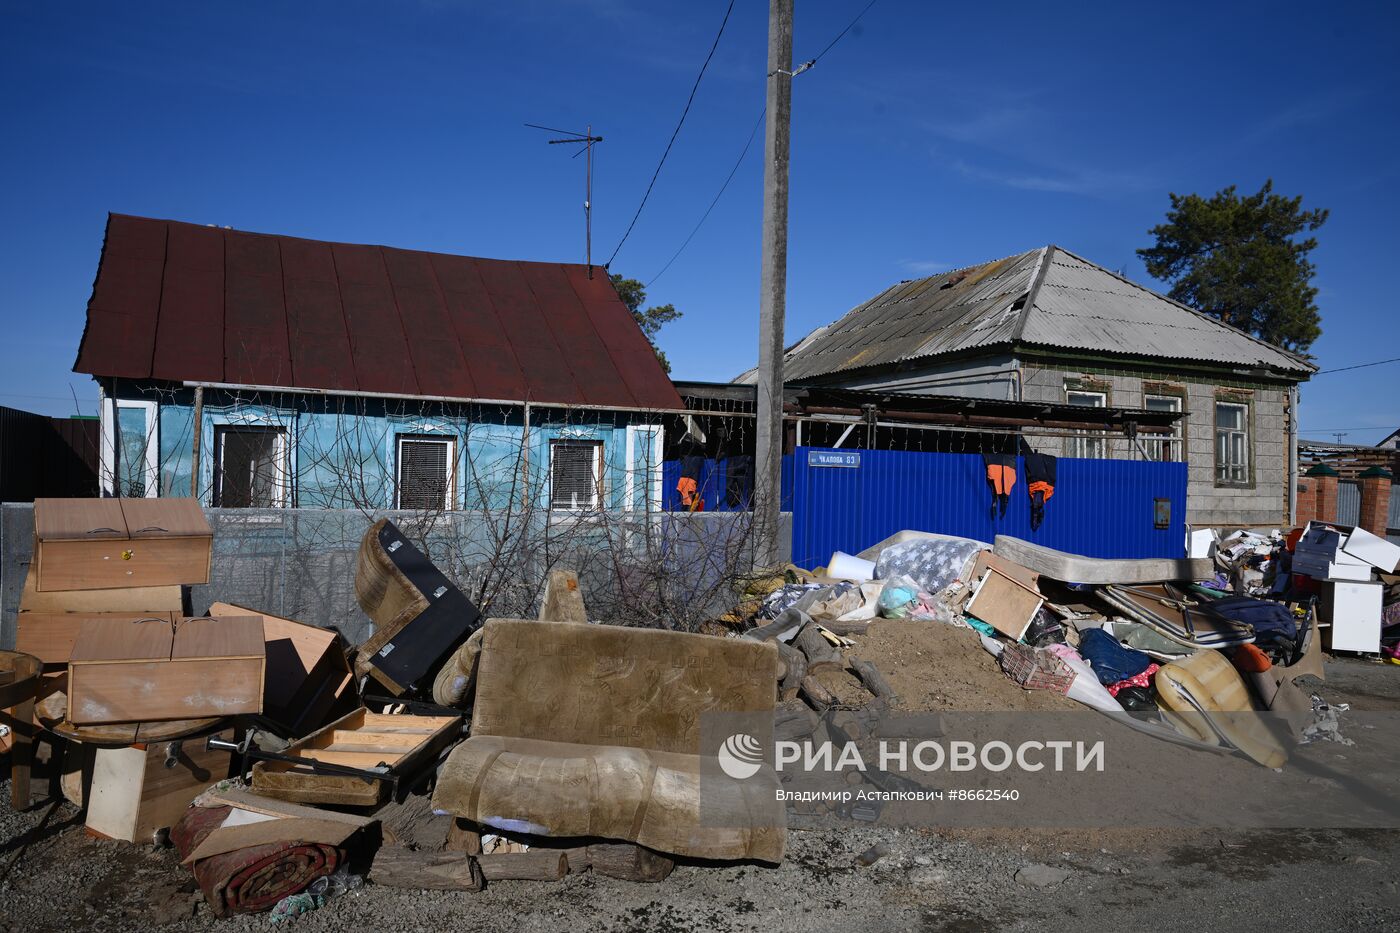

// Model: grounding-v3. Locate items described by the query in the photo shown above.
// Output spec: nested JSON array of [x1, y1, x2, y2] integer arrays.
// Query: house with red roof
[[74, 214, 681, 512]]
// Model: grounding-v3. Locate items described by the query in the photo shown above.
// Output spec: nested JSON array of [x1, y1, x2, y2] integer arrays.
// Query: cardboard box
[[33, 497, 212, 592], [67, 616, 265, 725]]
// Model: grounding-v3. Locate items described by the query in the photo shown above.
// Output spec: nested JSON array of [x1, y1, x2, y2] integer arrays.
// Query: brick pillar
[[1358, 466, 1394, 536], [1303, 463, 1339, 525], [1295, 477, 1318, 527]]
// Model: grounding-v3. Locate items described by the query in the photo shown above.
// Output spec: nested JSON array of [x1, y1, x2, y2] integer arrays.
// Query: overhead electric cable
[[641, 0, 882, 283], [1313, 356, 1400, 375], [605, 0, 737, 268]]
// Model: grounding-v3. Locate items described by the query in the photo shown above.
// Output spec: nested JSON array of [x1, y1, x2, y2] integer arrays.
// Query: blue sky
[[2, 1, 1397, 442]]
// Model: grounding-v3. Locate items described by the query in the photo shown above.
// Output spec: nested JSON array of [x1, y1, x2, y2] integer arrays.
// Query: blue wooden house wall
[[106, 381, 665, 511]]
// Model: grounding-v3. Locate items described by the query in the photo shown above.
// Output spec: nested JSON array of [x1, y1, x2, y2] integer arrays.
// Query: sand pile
[[843, 619, 1079, 713]]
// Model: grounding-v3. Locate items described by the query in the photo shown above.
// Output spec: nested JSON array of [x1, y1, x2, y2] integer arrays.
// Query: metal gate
[[790, 447, 1187, 569]]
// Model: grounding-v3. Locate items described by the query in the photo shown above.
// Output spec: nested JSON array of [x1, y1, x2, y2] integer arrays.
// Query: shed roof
[[762, 246, 1315, 382], [73, 214, 683, 410]]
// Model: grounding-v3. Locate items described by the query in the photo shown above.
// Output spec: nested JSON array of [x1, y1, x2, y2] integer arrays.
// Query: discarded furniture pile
[[733, 521, 1398, 769], [1, 503, 787, 919]]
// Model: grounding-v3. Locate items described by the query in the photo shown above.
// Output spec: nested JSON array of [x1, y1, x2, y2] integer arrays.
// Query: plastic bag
[[877, 575, 920, 619]]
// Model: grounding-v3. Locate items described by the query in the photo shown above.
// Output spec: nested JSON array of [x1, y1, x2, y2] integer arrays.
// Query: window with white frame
[[550, 440, 603, 511], [1065, 390, 1106, 459], [214, 425, 287, 507], [1143, 395, 1184, 462], [102, 398, 159, 497], [397, 435, 456, 510], [1215, 401, 1250, 485]]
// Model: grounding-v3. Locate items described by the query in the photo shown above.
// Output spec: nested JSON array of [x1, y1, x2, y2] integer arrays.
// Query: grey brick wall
[[1019, 361, 1291, 529]]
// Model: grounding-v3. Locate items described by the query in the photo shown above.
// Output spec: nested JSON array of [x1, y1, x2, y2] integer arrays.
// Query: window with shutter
[[551, 440, 602, 510], [397, 436, 455, 510]]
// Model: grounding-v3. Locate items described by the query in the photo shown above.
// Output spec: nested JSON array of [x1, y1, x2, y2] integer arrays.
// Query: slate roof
[[74, 214, 684, 410], [764, 246, 1314, 382]]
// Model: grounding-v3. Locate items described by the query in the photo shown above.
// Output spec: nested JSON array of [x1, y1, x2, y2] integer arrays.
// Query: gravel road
[[2, 657, 1397, 932]]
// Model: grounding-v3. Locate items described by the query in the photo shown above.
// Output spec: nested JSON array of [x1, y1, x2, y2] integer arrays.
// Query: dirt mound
[[845, 619, 1079, 712]]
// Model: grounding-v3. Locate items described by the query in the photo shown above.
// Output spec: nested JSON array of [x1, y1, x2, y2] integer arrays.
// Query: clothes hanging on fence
[[1024, 452, 1057, 531], [982, 453, 1017, 518], [678, 455, 705, 512]]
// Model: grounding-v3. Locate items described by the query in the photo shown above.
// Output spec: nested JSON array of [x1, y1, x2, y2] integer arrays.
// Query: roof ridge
[[1045, 246, 1316, 373], [106, 212, 601, 271]]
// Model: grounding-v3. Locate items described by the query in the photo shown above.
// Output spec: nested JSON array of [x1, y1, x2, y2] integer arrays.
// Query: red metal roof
[[74, 214, 684, 410]]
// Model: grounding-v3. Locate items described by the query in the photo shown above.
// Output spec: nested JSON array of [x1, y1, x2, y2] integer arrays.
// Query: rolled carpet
[[171, 806, 343, 917]]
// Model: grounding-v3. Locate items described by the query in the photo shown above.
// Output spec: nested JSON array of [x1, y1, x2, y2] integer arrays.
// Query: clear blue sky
[[2, 1, 1397, 443]]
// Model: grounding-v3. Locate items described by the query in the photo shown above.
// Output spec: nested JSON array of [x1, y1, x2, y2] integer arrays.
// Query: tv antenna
[[527, 122, 604, 277]]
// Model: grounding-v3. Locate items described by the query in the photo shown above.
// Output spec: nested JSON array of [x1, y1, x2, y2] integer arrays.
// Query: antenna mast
[[526, 122, 604, 277]]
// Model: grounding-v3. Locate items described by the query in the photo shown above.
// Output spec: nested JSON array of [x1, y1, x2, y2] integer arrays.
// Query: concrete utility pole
[[754, 0, 794, 569]]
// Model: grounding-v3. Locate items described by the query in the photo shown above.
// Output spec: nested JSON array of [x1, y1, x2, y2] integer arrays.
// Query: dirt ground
[[845, 620, 1082, 712], [1, 649, 1398, 931]]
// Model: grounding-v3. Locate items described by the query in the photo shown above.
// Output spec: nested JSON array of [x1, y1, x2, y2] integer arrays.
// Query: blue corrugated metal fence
[[790, 447, 1186, 569], [661, 455, 793, 512]]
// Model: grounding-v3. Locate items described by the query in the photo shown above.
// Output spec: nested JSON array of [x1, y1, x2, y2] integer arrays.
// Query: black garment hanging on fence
[[1024, 452, 1057, 531], [982, 452, 1018, 519]]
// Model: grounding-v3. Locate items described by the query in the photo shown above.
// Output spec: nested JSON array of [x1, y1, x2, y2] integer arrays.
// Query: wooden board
[[84, 728, 233, 843], [17, 612, 177, 669], [68, 616, 265, 725], [34, 498, 127, 540], [209, 602, 355, 736], [251, 708, 462, 806], [33, 497, 212, 591], [966, 568, 1044, 641], [18, 563, 183, 614], [119, 497, 211, 538]]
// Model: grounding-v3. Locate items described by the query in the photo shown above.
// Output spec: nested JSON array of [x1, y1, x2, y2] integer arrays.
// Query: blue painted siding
[[110, 382, 663, 511], [790, 447, 1187, 569]]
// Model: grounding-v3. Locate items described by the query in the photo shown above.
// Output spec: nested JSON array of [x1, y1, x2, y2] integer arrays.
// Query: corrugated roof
[[769, 245, 1314, 382], [73, 214, 684, 410]]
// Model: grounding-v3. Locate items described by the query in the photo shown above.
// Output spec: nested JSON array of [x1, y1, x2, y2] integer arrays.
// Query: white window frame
[[100, 397, 159, 497], [1215, 401, 1251, 485], [395, 434, 457, 511], [549, 439, 604, 512], [624, 424, 664, 512], [213, 424, 289, 508], [1065, 389, 1107, 459], [1142, 394, 1184, 462]]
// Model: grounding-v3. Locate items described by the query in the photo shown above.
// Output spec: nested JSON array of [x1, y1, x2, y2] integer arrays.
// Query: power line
[[647, 106, 765, 288], [605, 0, 736, 268], [810, 0, 879, 65], [641, 0, 881, 286], [1313, 355, 1400, 375]]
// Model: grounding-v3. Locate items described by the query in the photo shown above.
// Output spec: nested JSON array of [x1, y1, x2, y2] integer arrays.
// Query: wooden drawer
[[17, 611, 177, 670], [252, 708, 461, 806], [33, 498, 213, 592], [68, 616, 265, 725]]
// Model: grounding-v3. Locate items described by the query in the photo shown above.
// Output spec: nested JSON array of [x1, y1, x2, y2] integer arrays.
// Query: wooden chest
[[68, 616, 265, 725], [33, 497, 213, 591]]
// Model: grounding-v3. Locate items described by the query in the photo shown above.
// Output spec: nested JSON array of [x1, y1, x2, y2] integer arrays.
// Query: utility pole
[[754, 0, 794, 569], [527, 122, 604, 277]]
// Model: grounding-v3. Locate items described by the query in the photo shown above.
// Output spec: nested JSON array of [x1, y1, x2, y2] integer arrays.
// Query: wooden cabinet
[[68, 616, 265, 725], [33, 498, 212, 591]]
